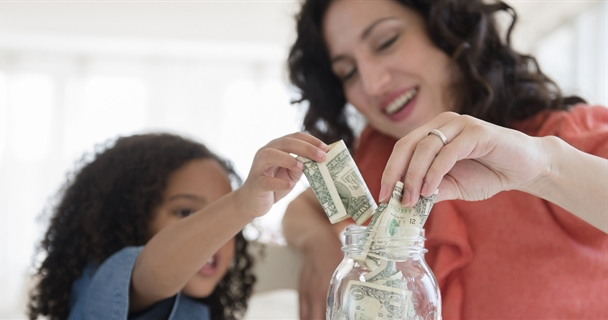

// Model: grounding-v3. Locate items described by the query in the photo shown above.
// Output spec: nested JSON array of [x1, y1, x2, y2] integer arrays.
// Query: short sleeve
[[68, 246, 212, 320], [68, 246, 143, 320]]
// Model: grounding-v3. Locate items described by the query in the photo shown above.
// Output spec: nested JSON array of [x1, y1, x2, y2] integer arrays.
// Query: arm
[[130, 132, 328, 311], [523, 136, 608, 233], [282, 188, 349, 250], [130, 191, 252, 310], [282, 188, 352, 320], [380, 112, 607, 233]]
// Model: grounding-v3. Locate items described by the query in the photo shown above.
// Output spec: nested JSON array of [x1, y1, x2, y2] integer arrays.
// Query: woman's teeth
[[205, 256, 216, 266], [385, 88, 418, 115]]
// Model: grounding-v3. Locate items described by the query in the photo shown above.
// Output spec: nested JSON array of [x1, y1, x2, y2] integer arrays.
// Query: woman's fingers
[[421, 127, 482, 198], [380, 112, 460, 203], [401, 122, 465, 206]]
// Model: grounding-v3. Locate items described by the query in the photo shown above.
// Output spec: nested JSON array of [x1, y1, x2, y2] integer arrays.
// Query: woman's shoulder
[[515, 104, 608, 135], [515, 104, 608, 157]]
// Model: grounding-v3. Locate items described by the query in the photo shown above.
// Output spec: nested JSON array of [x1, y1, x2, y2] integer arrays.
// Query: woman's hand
[[380, 112, 549, 206], [237, 132, 328, 220]]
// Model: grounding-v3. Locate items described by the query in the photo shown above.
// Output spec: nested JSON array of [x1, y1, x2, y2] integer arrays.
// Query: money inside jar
[[298, 140, 439, 320]]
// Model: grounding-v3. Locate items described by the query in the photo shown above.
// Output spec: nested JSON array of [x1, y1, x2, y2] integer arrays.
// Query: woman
[[282, 0, 608, 319]]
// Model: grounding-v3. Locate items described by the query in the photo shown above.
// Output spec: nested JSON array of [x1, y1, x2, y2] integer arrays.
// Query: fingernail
[[317, 149, 326, 161], [321, 142, 329, 151], [421, 181, 429, 196], [379, 184, 389, 202], [296, 160, 304, 170], [403, 189, 411, 207]]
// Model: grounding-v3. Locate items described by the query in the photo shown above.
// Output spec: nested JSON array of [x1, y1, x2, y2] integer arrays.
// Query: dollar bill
[[364, 182, 438, 261], [342, 280, 411, 320], [364, 260, 398, 282], [298, 140, 377, 225]]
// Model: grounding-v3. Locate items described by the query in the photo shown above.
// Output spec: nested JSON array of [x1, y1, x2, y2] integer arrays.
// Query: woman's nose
[[358, 56, 391, 97]]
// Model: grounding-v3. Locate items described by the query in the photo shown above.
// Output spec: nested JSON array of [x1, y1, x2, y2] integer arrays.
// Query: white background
[[0, 0, 606, 318]]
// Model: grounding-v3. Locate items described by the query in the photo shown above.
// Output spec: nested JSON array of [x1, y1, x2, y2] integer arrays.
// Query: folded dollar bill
[[341, 280, 411, 320], [353, 181, 438, 261], [297, 140, 377, 225]]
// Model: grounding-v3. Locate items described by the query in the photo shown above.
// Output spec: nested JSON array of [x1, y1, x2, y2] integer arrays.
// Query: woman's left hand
[[379, 112, 549, 206]]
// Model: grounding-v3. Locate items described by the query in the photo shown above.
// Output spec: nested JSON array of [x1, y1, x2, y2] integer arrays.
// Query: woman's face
[[148, 158, 235, 298], [323, 0, 457, 139]]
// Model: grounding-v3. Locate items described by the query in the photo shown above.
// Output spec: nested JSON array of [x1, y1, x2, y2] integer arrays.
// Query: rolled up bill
[[354, 181, 438, 261], [297, 140, 377, 225]]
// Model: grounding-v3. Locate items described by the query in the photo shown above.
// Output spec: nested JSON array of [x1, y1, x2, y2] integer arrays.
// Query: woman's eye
[[176, 209, 194, 217], [377, 34, 399, 51], [340, 68, 357, 83]]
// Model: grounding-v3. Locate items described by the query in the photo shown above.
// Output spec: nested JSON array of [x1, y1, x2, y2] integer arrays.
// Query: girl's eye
[[377, 34, 399, 51], [176, 209, 194, 217]]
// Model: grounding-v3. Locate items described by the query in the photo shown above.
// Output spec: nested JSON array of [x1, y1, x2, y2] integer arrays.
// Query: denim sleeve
[[68, 246, 143, 320], [68, 246, 212, 320]]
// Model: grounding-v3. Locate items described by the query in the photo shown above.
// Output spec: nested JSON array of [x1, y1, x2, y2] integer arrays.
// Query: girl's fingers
[[254, 175, 295, 192], [253, 148, 303, 176], [402, 122, 465, 206], [287, 131, 330, 151], [265, 135, 327, 162]]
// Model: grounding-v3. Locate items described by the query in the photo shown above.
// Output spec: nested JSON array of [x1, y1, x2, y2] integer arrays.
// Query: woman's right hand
[[298, 230, 344, 320]]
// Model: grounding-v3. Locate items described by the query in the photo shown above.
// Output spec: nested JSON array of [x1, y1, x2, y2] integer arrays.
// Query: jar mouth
[[343, 225, 426, 238], [341, 225, 427, 255]]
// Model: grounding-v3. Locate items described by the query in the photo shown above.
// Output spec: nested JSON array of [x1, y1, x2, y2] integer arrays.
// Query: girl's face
[[148, 158, 235, 298], [323, 0, 458, 139]]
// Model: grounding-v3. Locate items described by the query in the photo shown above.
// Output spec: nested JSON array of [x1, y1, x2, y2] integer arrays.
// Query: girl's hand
[[237, 132, 328, 220], [380, 112, 549, 206]]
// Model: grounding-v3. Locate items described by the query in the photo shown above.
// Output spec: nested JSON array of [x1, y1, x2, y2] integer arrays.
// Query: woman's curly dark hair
[[288, 0, 585, 148], [28, 133, 256, 320]]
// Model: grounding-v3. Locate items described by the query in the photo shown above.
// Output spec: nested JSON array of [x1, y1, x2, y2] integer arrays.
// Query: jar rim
[[343, 225, 426, 237]]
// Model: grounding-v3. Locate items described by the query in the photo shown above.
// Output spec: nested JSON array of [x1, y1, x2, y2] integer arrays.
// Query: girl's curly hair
[[288, 0, 585, 148], [28, 133, 255, 320]]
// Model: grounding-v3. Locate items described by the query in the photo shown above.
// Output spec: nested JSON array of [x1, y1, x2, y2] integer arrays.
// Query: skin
[[147, 158, 236, 298], [130, 132, 328, 312], [324, 0, 455, 139], [283, 0, 608, 319]]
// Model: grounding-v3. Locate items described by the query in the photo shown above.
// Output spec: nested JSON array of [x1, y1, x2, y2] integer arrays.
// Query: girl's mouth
[[198, 254, 218, 276], [384, 87, 419, 117]]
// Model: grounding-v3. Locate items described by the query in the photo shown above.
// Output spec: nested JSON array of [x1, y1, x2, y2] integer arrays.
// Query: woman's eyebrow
[[330, 17, 399, 64], [361, 17, 399, 40], [166, 194, 206, 204]]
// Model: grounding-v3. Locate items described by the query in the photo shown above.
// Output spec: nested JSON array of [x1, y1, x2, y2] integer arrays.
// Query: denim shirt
[[68, 246, 212, 320]]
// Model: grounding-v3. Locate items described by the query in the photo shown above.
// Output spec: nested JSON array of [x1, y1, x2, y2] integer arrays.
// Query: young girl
[[28, 132, 327, 320]]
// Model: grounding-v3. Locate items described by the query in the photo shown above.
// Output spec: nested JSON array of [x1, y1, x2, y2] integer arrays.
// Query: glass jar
[[327, 225, 441, 320]]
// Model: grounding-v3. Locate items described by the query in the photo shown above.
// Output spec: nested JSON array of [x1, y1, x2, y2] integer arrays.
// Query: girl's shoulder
[[68, 246, 212, 320]]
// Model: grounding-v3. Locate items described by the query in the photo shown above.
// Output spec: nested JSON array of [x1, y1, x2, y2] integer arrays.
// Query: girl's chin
[[182, 277, 219, 298]]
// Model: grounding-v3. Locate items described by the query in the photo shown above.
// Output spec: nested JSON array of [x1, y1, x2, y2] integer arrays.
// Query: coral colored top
[[352, 105, 608, 319]]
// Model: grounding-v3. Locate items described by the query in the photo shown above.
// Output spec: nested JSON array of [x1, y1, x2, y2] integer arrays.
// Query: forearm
[[132, 191, 253, 306], [282, 188, 352, 252], [525, 136, 608, 233]]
